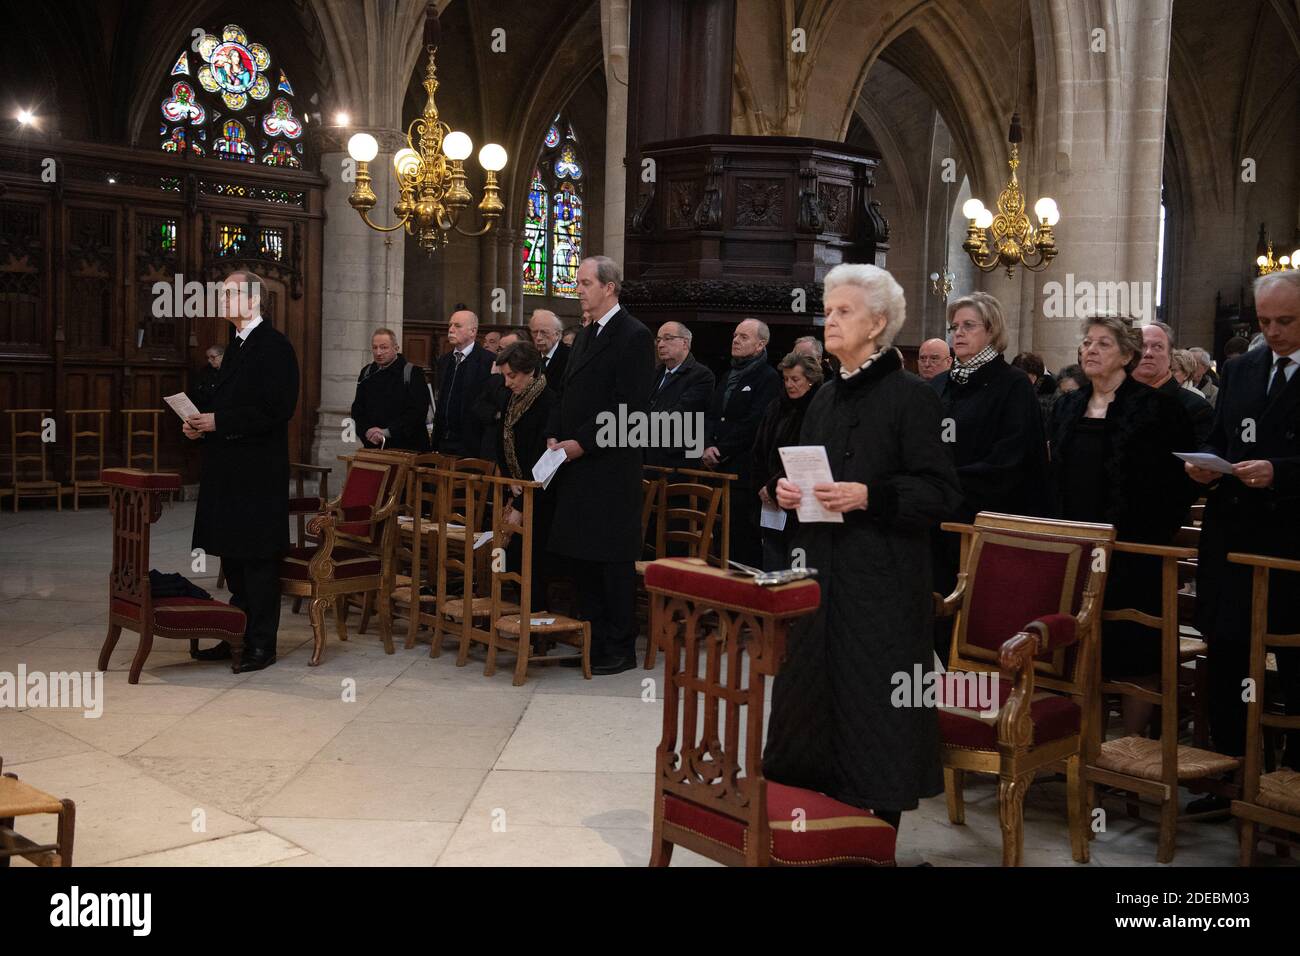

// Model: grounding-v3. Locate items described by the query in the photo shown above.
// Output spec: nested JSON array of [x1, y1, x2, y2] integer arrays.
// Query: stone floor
[[0, 500, 1280, 867]]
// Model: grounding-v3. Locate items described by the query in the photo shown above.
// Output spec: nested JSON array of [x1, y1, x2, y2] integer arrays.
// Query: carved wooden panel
[[135, 213, 182, 355], [667, 179, 701, 229], [817, 182, 851, 236], [65, 205, 120, 353], [734, 178, 784, 230], [0, 201, 46, 349], [0, 367, 50, 412]]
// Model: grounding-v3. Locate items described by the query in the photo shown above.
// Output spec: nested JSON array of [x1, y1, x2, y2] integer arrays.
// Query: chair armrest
[[997, 631, 1038, 751], [1022, 613, 1077, 652], [932, 573, 967, 619], [290, 463, 332, 476]]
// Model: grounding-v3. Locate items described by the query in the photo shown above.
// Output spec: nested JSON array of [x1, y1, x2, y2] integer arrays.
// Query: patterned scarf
[[949, 345, 999, 384], [503, 373, 548, 480], [840, 347, 893, 380]]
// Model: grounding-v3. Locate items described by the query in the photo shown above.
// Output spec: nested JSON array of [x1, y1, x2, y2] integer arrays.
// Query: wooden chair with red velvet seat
[[934, 513, 1115, 866], [97, 468, 248, 683], [644, 558, 897, 866], [286, 462, 332, 614], [279, 453, 410, 665], [1085, 540, 1240, 863], [341, 449, 418, 635], [1230, 552, 1300, 866]]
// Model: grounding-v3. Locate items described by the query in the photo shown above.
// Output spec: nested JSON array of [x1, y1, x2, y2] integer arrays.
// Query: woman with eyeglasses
[[929, 292, 1050, 660]]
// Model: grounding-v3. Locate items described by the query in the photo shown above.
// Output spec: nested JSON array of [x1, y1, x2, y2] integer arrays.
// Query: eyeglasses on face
[[947, 321, 983, 334]]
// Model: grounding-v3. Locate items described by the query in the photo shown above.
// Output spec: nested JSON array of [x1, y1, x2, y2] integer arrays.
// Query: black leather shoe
[[1185, 793, 1230, 816], [191, 641, 233, 661], [591, 654, 637, 676], [233, 649, 276, 673]]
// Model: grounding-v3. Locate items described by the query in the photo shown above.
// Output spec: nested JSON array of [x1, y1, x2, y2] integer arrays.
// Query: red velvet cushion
[[644, 559, 820, 617], [937, 675, 1080, 751], [339, 466, 388, 540], [281, 545, 381, 581], [663, 780, 896, 865], [100, 468, 182, 492], [289, 495, 322, 513], [111, 596, 246, 636], [962, 535, 1083, 654]]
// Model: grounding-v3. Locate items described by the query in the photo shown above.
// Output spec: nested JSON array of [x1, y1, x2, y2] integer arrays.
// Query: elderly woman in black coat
[[752, 350, 823, 571], [931, 292, 1050, 658], [1048, 315, 1196, 735], [769, 263, 962, 829], [490, 341, 559, 612]]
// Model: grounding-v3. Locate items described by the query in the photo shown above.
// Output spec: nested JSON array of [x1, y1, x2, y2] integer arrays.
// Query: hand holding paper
[[777, 446, 844, 524], [532, 447, 568, 489]]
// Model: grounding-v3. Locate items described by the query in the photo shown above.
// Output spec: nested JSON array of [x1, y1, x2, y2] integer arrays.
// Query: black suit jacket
[[1196, 346, 1300, 642], [645, 353, 715, 467], [1158, 376, 1214, 448], [546, 307, 656, 562], [192, 320, 299, 559], [705, 355, 782, 483], [350, 355, 431, 451], [432, 343, 496, 454], [541, 342, 570, 392]]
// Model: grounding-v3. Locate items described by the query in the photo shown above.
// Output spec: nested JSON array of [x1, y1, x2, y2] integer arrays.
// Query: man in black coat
[[546, 256, 655, 674], [646, 321, 715, 468], [1188, 272, 1300, 777], [350, 329, 431, 452], [185, 271, 299, 672], [1133, 321, 1213, 446], [703, 318, 782, 567], [530, 309, 571, 392], [432, 309, 496, 456]]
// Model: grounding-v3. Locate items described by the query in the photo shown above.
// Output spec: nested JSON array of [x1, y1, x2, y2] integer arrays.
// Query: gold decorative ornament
[[345, 8, 506, 254]]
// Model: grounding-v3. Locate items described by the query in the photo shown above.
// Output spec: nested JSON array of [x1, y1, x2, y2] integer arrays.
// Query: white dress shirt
[[236, 315, 263, 344]]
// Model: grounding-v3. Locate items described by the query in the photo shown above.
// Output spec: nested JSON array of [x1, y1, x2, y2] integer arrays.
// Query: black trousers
[[223, 556, 283, 656], [572, 558, 636, 663], [1208, 639, 1300, 768], [728, 487, 762, 568]]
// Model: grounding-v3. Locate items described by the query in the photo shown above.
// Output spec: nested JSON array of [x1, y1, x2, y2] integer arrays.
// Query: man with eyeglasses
[[917, 338, 953, 387], [646, 321, 715, 467]]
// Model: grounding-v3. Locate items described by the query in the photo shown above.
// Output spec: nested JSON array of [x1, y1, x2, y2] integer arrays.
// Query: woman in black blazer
[[490, 341, 559, 611], [752, 350, 823, 570], [1048, 315, 1197, 735], [931, 292, 1050, 658]]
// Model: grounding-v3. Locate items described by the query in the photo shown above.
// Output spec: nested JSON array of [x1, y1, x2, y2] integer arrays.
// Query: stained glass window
[[522, 114, 584, 299], [157, 23, 306, 168], [217, 224, 248, 257]]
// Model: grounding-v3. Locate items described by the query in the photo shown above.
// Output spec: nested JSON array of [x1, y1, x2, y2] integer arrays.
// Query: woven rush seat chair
[[934, 513, 1115, 866], [1230, 552, 1300, 865], [644, 557, 896, 866], [97, 469, 248, 683], [0, 757, 75, 867], [1086, 539, 1240, 863]]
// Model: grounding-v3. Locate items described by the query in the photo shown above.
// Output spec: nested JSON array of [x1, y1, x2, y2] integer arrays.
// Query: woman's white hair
[[822, 263, 907, 348]]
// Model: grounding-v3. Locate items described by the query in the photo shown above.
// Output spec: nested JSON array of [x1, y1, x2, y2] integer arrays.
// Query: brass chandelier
[[961, 113, 1058, 278], [345, 10, 506, 253], [1255, 223, 1299, 276]]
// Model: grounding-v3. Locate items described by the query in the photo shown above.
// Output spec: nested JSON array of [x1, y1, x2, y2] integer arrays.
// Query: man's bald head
[[448, 309, 479, 349], [917, 338, 953, 380]]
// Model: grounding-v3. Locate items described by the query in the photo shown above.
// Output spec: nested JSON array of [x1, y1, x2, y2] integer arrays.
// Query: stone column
[[503, 228, 524, 325], [312, 128, 409, 483], [601, 0, 631, 264], [480, 233, 499, 325], [1029, 0, 1174, 372], [496, 229, 516, 324]]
